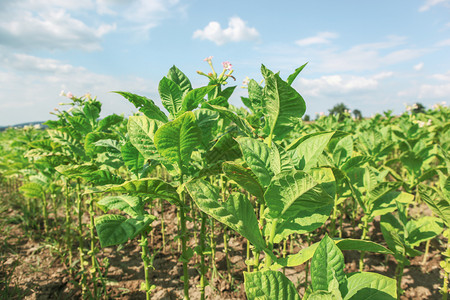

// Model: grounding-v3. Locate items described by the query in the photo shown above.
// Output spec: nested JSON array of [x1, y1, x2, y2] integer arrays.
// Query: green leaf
[[98, 114, 123, 132], [307, 290, 338, 300], [222, 162, 265, 201], [334, 239, 393, 255], [244, 270, 300, 300], [114, 91, 168, 123], [380, 214, 406, 258], [167, 65, 192, 94], [55, 163, 98, 178], [181, 86, 216, 112], [205, 103, 256, 137], [311, 234, 347, 296], [101, 178, 179, 205], [154, 111, 201, 167], [159, 77, 183, 119], [121, 142, 145, 176], [20, 182, 44, 199], [264, 73, 306, 139], [406, 216, 443, 246], [344, 272, 396, 300], [270, 143, 294, 175], [236, 137, 272, 188], [332, 135, 353, 167], [186, 180, 267, 253], [95, 214, 155, 247], [419, 183, 450, 226], [97, 195, 144, 218], [194, 108, 219, 149], [85, 132, 118, 157], [205, 133, 241, 164], [83, 102, 101, 124], [286, 63, 308, 86], [287, 131, 335, 171], [265, 170, 334, 221], [127, 115, 161, 160], [274, 242, 319, 268]]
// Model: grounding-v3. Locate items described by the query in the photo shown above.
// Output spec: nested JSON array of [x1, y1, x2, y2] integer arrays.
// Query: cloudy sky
[[1, 0, 449, 126]]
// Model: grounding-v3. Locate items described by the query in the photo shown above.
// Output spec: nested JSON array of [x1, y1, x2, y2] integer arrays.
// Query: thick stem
[[160, 199, 166, 252], [265, 219, 278, 268], [246, 240, 251, 273], [422, 239, 431, 265]]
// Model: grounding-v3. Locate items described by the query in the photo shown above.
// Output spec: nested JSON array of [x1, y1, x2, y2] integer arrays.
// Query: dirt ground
[[0, 192, 445, 300]]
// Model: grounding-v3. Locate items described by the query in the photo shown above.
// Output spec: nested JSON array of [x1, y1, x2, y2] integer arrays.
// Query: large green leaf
[[205, 103, 256, 137], [55, 163, 98, 178], [97, 195, 144, 218], [287, 131, 335, 171], [286, 63, 308, 86], [265, 170, 334, 221], [334, 239, 393, 254], [20, 182, 44, 199], [307, 291, 338, 300], [222, 162, 265, 201], [154, 111, 201, 168], [95, 214, 155, 247], [344, 272, 396, 300], [121, 141, 145, 176], [85, 132, 118, 157], [181, 86, 216, 112], [186, 180, 267, 253], [194, 108, 219, 149], [127, 115, 161, 160], [419, 183, 450, 226], [98, 114, 123, 132], [264, 73, 306, 139], [205, 133, 241, 164], [166, 65, 192, 94], [101, 178, 179, 205], [236, 137, 273, 188], [244, 270, 300, 300], [311, 235, 347, 296], [380, 214, 406, 258], [406, 216, 443, 246], [159, 76, 183, 119], [114, 91, 168, 123]]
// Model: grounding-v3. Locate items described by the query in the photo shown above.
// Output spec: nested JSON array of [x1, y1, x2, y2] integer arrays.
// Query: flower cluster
[[197, 56, 235, 86]]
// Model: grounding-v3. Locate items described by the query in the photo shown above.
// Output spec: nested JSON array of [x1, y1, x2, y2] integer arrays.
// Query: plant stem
[[265, 219, 278, 268], [41, 192, 49, 234], [199, 213, 207, 300], [64, 181, 73, 274], [395, 260, 405, 299], [76, 179, 87, 298], [246, 240, 251, 273], [88, 195, 98, 297], [140, 232, 152, 300], [160, 198, 166, 252], [359, 217, 369, 271], [179, 174, 190, 300], [422, 239, 431, 265]]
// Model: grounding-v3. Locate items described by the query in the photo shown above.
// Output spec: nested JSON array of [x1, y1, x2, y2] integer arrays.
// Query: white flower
[[203, 56, 213, 63], [66, 92, 73, 99], [242, 76, 250, 85]]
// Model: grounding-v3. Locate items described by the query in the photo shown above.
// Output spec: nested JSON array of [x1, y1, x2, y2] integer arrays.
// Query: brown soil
[[0, 192, 445, 300]]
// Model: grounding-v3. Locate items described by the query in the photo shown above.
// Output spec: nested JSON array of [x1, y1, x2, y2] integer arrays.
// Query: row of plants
[[1, 59, 449, 299]]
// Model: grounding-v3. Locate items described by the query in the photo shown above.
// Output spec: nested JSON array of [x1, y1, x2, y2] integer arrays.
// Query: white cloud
[[296, 72, 393, 97], [193, 17, 260, 46], [419, 0, 450, 11], [0, 0, 115, 51], [414, 62, 424, 71], [295, 32, 339, 47], [436, 39, 450, 47], [0, 53, 159, 126]]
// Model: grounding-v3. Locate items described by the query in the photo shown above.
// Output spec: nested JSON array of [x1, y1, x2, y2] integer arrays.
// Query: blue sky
[[1, 0, 449, 126]]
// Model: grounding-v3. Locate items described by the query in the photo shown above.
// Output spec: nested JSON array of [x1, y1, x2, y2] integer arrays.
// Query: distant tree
[[303, 114, 310, 121], [329, 103, 349, 116], [353, 109, 362, 120], [412, 102, 426, 114], [329, 103, 349, 121]]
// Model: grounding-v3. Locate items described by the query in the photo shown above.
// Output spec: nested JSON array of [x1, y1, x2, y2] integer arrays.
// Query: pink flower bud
[[203, 56, 213, 62], [66, 92, 73, 99]]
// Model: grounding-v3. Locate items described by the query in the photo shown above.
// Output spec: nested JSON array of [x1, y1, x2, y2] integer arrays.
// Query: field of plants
[[0, 60, 449, 300]]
